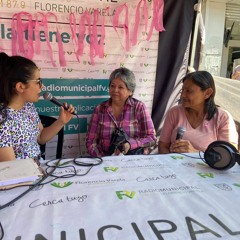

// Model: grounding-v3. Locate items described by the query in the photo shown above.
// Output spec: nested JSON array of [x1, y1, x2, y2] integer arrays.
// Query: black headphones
[[204, 141, 240, 170]]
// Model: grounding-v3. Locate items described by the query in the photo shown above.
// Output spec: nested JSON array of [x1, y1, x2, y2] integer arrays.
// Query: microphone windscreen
[[43, 92, 53, 100]]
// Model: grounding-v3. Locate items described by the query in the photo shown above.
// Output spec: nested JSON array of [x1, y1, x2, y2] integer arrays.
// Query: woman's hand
[[38, 103, 76, 145], [170, 139, 198, 153], [58, 103, 76, 124], [122, 142, 131, 154], [114, 142, 131, 155], [232, 70, 240, 80]]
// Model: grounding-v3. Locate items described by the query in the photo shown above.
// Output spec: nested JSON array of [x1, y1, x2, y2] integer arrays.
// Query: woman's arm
[[217, 109, 239, 149], [0, 147, 15, 162], [158, 141, 171, 154], [127, 102, 156, 150], [38, 104, 74, 145], [231, 70, 240, 80], [158, 106, 179, 154], [0, 118, 16, 161]]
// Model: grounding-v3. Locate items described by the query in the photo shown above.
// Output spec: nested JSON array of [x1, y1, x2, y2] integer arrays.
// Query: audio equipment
[[204, 141, 240, 170]]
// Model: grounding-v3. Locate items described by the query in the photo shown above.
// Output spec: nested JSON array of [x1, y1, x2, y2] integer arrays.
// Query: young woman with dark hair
[[0, 52, 75, 162]]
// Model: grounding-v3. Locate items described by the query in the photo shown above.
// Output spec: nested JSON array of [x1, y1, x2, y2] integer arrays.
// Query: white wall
[[200, 1, 226, 76]]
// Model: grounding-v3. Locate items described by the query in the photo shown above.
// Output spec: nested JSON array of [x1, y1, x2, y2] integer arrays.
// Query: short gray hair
[[109, 67, 136, 93]]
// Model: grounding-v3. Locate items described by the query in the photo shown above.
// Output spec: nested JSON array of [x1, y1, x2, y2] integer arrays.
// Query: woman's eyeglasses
[[28, 79, 43, 87]]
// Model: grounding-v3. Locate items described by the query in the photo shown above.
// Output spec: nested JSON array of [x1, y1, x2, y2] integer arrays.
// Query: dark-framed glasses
[[28, 79, 43, 87]]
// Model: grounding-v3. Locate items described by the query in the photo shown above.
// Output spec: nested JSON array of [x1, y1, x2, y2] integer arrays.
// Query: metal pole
[[190, 0, 202, 69]]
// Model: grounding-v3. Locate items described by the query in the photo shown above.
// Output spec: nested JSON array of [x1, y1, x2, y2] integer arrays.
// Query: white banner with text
[[0, 0, 164, 158]]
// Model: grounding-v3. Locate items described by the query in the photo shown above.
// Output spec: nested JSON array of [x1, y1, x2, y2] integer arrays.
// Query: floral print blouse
[[0, 102, 41, 160]]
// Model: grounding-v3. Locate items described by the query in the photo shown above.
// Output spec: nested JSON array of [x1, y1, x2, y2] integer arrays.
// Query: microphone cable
[[67, 110, 83, 157], [43, 91, 82, 156], [0, 222, 3, 240], [169, 151, 212, 167], [42, 156, 103, 182], [75, 114, 82, 157], [73, 113, 103, 166], [0, 158, 61, 209], [0, 156, 102, 239], [0, 112, 102, 239], [16, 156, 103, 186], [176, 151, 204, 159]]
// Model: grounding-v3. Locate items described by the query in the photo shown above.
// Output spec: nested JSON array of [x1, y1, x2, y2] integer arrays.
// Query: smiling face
[[180, 79, 213, 111], [109, 78, 132, 104]]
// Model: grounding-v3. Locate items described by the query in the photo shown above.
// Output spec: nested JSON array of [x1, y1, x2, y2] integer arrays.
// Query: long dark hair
[[182, 71, 217, 120], [0, 52, 38, 123]]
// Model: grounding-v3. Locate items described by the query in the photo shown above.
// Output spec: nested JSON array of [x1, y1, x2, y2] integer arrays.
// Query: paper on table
[[0, 158, 44, 187]]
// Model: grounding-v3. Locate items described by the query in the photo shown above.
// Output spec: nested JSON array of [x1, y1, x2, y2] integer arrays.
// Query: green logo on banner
[[116, 191, 136, 199], [51, 182, 73, 188], [197, 162, 208, 167], [171, 156, 184, 160], [233, 183, 240, 187], [104, 167, 119, 172], [197, 172, 214, 178]]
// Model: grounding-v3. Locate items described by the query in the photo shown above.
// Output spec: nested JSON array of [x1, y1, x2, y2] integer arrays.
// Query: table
[[1, 153, 240, 240]]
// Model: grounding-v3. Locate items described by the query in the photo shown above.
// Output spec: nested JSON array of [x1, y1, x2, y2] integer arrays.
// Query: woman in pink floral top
[[86, 67, 156, 157]]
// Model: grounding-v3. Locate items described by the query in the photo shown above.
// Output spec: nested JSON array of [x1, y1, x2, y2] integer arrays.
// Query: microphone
[[43, 92, 77, 115], [176, 126, 186, 140]]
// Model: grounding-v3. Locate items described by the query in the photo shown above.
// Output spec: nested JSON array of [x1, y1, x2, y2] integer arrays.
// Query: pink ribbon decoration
[[112, 3, 130, 52], [34, 12, 57, 67], [69, 10, 106, 64], [34, 12, 44, 55], [91, 9, 106, 62], [132, 0, 148, 46], [11, 14, 18, 56], [90, 10, 99, 64], [92, 9, 105, 60], [147, 0, 165, 41], [11, 12, 34, 59], [77, 11, 91, 58], [9, 1, 164, 66], [44, 12, 66, 67], [11, 12, 66, 67], [69, 12, 80, 62], [98, 7, 107, 59]]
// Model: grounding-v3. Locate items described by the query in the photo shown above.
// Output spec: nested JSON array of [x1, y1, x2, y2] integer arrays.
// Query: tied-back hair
[[109, 67, 136, 95], [182, 71, 217, 120], [0, 52, 38, 123]]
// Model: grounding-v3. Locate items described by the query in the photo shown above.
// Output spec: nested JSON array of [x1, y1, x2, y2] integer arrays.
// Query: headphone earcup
[[204, 141, 238, 170]]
